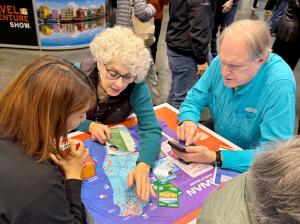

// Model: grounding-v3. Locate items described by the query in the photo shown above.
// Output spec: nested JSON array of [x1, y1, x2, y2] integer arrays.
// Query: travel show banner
[[35, 0, 107, 49], [0, 0, 39, 47], [0, 0, 108, 49]]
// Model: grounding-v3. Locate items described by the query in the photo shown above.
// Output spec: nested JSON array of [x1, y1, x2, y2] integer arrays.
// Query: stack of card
[[152, 180, 182, 208], [106, 125, 136, 155]]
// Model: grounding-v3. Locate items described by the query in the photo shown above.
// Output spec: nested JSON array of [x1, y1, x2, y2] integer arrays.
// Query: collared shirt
[[179, 53, 296, 172]]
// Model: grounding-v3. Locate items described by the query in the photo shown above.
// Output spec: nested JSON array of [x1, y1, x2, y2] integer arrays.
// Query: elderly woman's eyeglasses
[[105, 67, 137, 84]]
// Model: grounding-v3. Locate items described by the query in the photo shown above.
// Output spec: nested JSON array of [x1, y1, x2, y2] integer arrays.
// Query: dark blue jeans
[[167, 48, 198, 109], [211, 0, 239, 58], [268, 0, 288, 33]]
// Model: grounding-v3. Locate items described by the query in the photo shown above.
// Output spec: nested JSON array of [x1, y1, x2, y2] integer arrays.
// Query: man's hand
[[222, 0, 233, 13], [196, 63, 208, 77], [128, 162, 156, 201], [88, 122, 111, 144], [172, 145, 216, 164], [176, 121, 202, 146]]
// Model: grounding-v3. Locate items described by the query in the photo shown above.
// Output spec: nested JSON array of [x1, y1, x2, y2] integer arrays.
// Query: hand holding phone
[[168, 140, 191, 165], [168, 140, 186, 152]]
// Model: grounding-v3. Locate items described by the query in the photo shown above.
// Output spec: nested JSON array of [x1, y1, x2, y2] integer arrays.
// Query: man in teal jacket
[[173, 19, 295, 173]]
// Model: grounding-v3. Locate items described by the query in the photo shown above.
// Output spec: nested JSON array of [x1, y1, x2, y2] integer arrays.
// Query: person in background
[[165, 0, 215, 109], [211, 0, 239, 58], [264, 0, 277, 15], [77, 26, 162, 201], [268, 0, 289, 35], [252, 0, 276, 13], [117, 0, 155, 28], [173, 19, 295, 173], [273, 0, 300, 133], [116, 0, 163, 105], [252, 0, 260, 10], [197, 137, 300, 224], [272, 0, 300, 70], [149, 0, 169, 62], [0, 55, 96, 223]]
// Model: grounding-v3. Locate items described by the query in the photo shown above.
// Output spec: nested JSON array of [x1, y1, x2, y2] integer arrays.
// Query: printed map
[[103, 153, 147, 216], [81, 122, 239, 224]]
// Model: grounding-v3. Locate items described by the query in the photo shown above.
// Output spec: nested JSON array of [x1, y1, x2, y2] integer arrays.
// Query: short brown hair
[[0, 55, 96, 161]]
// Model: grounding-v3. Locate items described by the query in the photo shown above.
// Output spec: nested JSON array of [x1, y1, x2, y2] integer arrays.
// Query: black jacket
[[166, 0, 216, 64], [0, 137, 86, 224]]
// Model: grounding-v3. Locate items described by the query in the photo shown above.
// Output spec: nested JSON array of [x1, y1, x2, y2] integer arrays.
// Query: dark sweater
[[0, 137, 86, 224]]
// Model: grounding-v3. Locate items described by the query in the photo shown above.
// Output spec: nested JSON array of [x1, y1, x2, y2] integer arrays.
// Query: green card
[[109, 125, 136, 152], [152, 180, 183, 196], [158, 184, 179, 208]]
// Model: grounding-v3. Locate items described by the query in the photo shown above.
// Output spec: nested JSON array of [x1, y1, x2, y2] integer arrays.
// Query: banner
[[35, 0, 107, 49], [0, 0, 38, 46]]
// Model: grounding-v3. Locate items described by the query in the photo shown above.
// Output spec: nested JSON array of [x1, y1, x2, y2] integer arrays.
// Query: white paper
[[160, 141, 213, 178]]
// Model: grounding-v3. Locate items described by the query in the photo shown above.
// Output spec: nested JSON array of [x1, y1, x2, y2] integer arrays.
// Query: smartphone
[[168, 140, 186, 152]]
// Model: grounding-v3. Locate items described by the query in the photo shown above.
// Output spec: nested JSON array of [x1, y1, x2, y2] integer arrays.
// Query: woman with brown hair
[[0, 55, 96, 224]]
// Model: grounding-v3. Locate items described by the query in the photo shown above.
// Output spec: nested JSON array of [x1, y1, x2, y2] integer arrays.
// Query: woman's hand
[[50, 140, 88, 179], [176, 120, 201, 146], [127, 162, 156, 201], [172, 145, 216, 164], [89, 121, 111, 144]]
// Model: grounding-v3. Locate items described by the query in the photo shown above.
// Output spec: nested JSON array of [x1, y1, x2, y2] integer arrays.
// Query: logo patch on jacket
[[245, 107, 257, 113]]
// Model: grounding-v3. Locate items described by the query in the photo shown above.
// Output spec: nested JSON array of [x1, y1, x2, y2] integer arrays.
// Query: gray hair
[[219, 19, 272, 60], [250, 137, 300, 224], [90, 26, 151, 83]]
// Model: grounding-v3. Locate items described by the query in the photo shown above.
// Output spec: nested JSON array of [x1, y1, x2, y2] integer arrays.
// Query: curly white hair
[[90, 26, 151, 83]]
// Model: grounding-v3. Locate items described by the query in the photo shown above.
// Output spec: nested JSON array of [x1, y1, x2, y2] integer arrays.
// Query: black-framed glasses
[[104, 65, 137, 84]]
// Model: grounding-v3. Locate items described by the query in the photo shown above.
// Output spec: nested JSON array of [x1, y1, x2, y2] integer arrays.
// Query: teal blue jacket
[[78, 80, 162, 168], [179, 53, 296, 172]]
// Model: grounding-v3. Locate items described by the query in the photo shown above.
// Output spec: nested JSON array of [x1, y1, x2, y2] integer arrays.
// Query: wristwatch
[[215, 150, 222, 167]]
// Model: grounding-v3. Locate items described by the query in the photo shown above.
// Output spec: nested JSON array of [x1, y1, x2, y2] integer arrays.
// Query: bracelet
[[215, 150, 222, 167]]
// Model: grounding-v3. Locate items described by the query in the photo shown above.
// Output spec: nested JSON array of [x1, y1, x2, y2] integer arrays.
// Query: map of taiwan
[[81, 122, 227, 224], [103, 153, 147, 216]]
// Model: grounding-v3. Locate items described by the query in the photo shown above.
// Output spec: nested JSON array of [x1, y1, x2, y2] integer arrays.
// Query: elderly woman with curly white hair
[[77, 26, 162, 201]]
